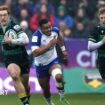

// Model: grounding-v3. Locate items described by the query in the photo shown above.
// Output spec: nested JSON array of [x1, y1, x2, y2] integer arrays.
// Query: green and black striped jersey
[[0, 18, 27, 56], [89, 24, 105, 57]]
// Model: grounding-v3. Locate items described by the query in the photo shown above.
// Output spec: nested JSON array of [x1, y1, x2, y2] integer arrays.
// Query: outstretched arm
[[88, 40, 104, 52]]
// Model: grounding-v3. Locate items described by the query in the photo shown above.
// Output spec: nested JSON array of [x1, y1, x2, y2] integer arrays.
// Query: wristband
[[61, 46, 66, 52]]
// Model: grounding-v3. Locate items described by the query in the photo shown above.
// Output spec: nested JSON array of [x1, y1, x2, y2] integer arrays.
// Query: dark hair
[[0, 5, 11, 14], [39, 18, 49, 27]]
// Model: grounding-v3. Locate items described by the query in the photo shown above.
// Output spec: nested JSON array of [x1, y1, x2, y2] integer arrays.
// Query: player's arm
[[4, 32, 29, 45], [88, 26, 105, 51], [31, 34, 57, 57], [11, 32, 29, 45], [88, 40, 104, 52], [4, 24, 29, 45], [57, 30, 68, 60]]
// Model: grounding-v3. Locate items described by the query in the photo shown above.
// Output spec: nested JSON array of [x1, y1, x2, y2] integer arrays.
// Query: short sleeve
[[52, 27, 59, 35], [31, 30, 42, 47], [13, 25, 23, 35]]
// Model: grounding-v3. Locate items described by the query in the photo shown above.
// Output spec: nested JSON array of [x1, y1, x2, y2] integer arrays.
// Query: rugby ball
[[6, 29, 17, 39]]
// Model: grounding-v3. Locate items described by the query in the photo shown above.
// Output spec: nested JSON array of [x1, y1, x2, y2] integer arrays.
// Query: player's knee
[[7, 64, 20, 80], [12, 73, 19, 80], [55, 74, 62, 82], [51, 68, 62, 80], [10, 71, 19, 81], [51, 68, 64, 88]]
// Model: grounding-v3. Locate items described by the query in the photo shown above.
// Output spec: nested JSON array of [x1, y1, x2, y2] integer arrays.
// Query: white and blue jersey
[[31, 27, 59, 66], [31, 27, 61, 78]]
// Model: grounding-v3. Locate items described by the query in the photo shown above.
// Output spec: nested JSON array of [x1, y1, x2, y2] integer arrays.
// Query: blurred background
[[0, 0, 105, 105]]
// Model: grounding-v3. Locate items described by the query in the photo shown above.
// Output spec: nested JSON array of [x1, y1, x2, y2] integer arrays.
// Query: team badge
[[84, 72, 105, 89]]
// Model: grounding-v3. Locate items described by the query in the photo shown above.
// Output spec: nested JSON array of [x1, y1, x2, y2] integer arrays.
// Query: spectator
[[18, 8, 30, 22], [71, 21, 89, 39], [20, 20, 32, 39], [55, 5, 74, 36], [30, 4, 55, 31], [58, 0, 76, 17], [71, 7, 90, 39], [75, 7, 89, 26], [3, 0, 15, 16], [97, 0, 105, 9], [12, 0, 34, 19], [91, 0, 105, 28], [56, 5, 74, 29], [20, 20, 33, 66], [33, 0, 55, 15], [4, 0, 13, 7], [89, 0, 105, 29], [59, 21, 71, 39], [79, 0, 97, 20]]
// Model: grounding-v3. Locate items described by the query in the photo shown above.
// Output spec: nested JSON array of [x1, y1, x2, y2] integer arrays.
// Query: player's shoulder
[[32, 29, 43, 43], [93, 24, 104, 30], [90, 24, 100, 34], [33, 29, 42, 37], [32, 29, 42, 42], [52, 27, 59, 34], [10, 18, 22, 32], [13, 25, 21, 31]]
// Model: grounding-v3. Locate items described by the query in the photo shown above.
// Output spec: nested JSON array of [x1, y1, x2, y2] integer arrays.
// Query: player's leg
[[50, 64, 65, 101], [20, 65, 30, 102], [7, 63, 29, 105], [21, 73, 30, 102], [38, 77, 54, 105], [98, 57, 105, 80]]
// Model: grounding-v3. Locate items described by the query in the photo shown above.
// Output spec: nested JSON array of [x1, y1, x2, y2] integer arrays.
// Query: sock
[[56, 80, 65, 101], [27, 85, 30, 103], [45, 97, 54, 105], [58, 89, 65, 101], [27, 95, 30, 100], [27, 95, 30, 103], [19, 93, 29, 105]]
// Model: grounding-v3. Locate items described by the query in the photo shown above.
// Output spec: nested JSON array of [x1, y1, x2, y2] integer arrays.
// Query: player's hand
[[62, 50, 68, 60], [49, 37, 57, 47], [62, 51, 68, 65], [4, 35, 12, 44]]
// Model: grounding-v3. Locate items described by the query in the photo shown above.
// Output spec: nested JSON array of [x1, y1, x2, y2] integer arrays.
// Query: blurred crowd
[[0, 0, 105, 40]]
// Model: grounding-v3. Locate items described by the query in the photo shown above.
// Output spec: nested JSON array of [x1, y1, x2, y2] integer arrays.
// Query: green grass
[[0, 94, 105, 105]]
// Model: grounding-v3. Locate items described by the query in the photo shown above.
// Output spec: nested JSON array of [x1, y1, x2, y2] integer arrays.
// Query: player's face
[[41, 22, 52, 36], [0, 10, 10, 26], [99, 13, 105, 26]]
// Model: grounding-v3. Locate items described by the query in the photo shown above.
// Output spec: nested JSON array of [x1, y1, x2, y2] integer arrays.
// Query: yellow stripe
[[18, 92, 27, 98]]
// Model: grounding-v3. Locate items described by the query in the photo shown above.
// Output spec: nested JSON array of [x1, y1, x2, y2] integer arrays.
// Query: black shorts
[[4, 54, 30, 74], [98, 57, 105, 79]]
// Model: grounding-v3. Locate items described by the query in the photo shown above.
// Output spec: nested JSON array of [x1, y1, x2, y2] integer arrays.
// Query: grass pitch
[[0, 94, 105, 105]]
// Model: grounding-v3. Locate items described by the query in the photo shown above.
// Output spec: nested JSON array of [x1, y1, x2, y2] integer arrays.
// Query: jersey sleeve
[[13, 25, 23, 35], [52, 27, 59, 35], [31, 31, 42, 52], [88, 26, 98, 42]]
